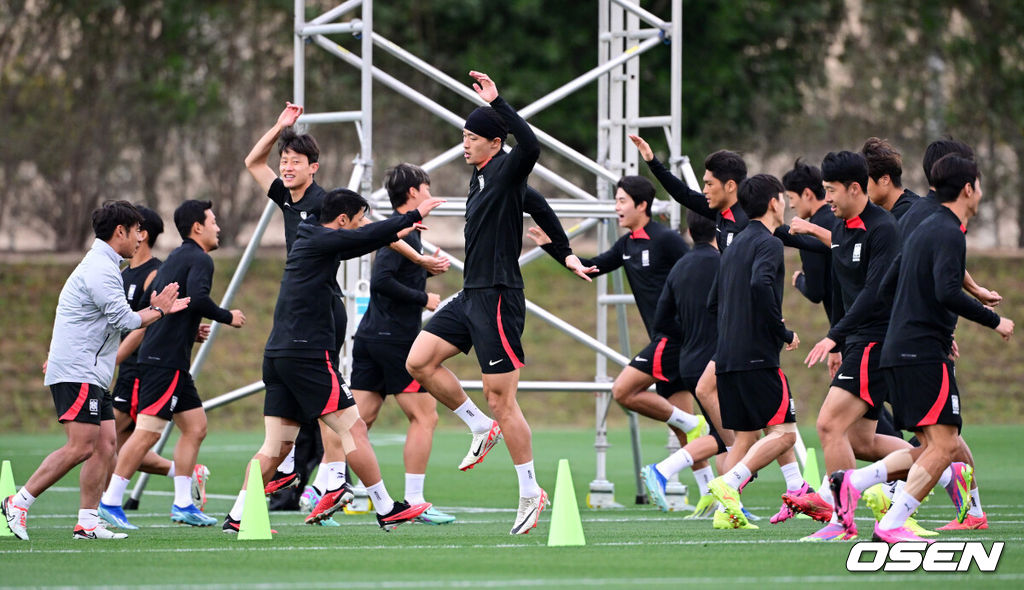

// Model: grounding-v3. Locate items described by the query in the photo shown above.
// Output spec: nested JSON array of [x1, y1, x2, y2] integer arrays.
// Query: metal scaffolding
[[128, 0, 688, 509]]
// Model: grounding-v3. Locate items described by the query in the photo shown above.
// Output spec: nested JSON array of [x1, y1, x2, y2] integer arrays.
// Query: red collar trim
[[631, 226, 651, 240], [721, 208, 736, 222], [477, 155, 494, 170], [960, 223, 967, 234], [845, 216, 867, 230]]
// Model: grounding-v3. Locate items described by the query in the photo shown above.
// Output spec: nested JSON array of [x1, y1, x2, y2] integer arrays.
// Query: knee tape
[[258, 419, 300, 459], [325, 406, 361, 454], [135, 414, 168, 433]]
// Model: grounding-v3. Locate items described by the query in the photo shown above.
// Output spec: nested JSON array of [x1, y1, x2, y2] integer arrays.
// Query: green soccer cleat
[[709, 477, 748, 528], [684, 494, 718, 519], [685, 416, 709, 444], [712, 509, 758, 529]]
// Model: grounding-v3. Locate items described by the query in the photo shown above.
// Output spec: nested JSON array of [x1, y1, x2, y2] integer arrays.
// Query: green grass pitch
[[1, 424, 1021, 588]]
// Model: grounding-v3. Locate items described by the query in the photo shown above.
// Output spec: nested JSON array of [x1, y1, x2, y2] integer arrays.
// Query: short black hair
[[931, 155, 980, 203], [278, 128, 320, 164], [322, 188, 368, 223], [781, 159, 825, 201], [821, 151, 869, 193], [384, 163, 430, 210], [616, 175, 655, 216], [923, 138, 974, 186], [861, 137, 903, 187], [704, 150, 747, 186], [174, 200, 213, 240], [738, 174, 785, 219], [135, 205, 164, 248], [686, 210, 717, 244], [92, 201, 143, 242]]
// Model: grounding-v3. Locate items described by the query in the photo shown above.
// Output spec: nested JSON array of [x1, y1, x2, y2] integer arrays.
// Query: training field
[[1, 424, 1021, 589]]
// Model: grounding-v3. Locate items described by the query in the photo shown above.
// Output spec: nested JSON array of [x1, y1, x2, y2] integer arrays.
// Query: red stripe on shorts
[[59, 383, 90, 421], [130, 378, 140, 421], [917, 364, 950, 428], [652, 338, 668, 382], [496, 294, 525, 369], [402, 379, 422, 393], [768, 369, 791, 426], [140, 370, 179, 416], [858, 342, 876, 407], [321, 351, 341, 415]]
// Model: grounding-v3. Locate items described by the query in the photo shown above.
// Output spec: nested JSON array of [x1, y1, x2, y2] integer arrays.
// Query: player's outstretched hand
[[230, 309, 246, 328], [195, 324, 212, 343], [277, 102, 303, 128], [416, 197, 446, 219], [397, 223, 428, 239], [996, 317, 1015, 341], [789, 217, 815, 235], [527, 226, 552, 246], [151, 282, 190, 315], [803, 335, 832, 364], [786, 332, 800, 351], [425, 292, 441, 311], [627, 134, 655, 162], [974, 287, 1003, 307], [792, 270, 803, 287], [419, 247, 450, 276], [566, 255, 599, 282], [469, 71, 498, 102]]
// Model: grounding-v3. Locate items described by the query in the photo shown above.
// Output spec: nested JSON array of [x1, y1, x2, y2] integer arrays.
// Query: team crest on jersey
[[89, 398, 99, 415], [478, 175, 486, 190], [342, 383, 353, 400], [852, 243, 862, 263], [726, 232, 734, 246], [951, 394, 960, 415], [641, 249, 650, 267], [300, 211, 308, 220], [170, 395, 178, 411], [127, 284, 137, 301]]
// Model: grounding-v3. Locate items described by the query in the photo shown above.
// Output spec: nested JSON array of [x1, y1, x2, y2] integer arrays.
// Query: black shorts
[[830, 341, 888, 420], [629, 336, 688, 398], [263, 353, 356, 424], [112, 365, 141, 421], [678, 376, 701, 396], [423, 287, 525, 374], [137, 366, 203, 420], [717, 368, 797, 431], [350, 337, 424, 396], [50, 382, 112, 425], [885, 361, 962, 433]]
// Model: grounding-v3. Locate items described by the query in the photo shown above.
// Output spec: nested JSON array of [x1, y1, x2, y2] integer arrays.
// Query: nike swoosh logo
[[488, 359, 504, 366], [472, 437, 486, 457], [622, 255, 631, 259], [113, 397, 128, 403], [513, 507, 537, 532], [634, 357, 647, 362], [836, 374, 854, 380]]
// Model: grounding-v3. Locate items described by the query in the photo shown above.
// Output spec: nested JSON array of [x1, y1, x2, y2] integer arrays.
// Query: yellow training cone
[[1, 460, 15, 537], [238, 460, 273, 540], [547, 459, 585, 546]]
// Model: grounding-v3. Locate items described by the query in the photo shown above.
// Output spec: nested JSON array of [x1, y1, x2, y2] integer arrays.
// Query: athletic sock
[[819, 481, 835, 506], [666, 407, 700, 433], [173, 476, 193, 507], [101, 475, 130, 507], [405, 473, 426, 505], [968, 487, 984, 518], [77, 508, 99, 529], [656, 449, 694, 479], [850, 461, 887, 491], [879, 490, 920, 530], [938, 465, 953, 489], [228, 491, 245, 520], [312, 463, 330, 495], [693, 466, 714, 496], [278, 447, 296, 474], [368, 481, 395, 516], [326, 461, 347, 491], [13, 488, 36, 510], [166, 461, 176, 478], [454, 398, 493, 434], [779, 461, 804, 492], [515, 461, 542, 498], [722, 463, 752, 491]]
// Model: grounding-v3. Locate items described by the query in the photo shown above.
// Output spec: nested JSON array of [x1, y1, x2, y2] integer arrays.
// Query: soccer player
[[2, 201, 188, 541], [778, 160, 835, 322], [223, 188, 442, 532], [861, 137, 920, 220], [636, 212, 727, 517], [830, 154, 1013, 543], [406, 71, 590, 535], [704, 174, 801, 530], [100, 200, 246, 528]]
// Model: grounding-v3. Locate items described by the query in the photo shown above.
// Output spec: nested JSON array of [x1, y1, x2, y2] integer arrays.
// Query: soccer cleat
[[742, 507, 761, 522], [72, 522, 127, 540], [510, 489, 549, 535], [377, 501, 431, 532], [872, 521, 933, 544], [905, 516, 938, 537], [829, 470, 862, 532], [685, 415, 709, 444], [416, 506, 457, 525], [800, 522, 857, 542], [937, 512, 988, 530], [99, 502, 139, 530], [769, 498, 796, 524], [708, 478, 748, 528], [458, 421, 502, 471], [191, 464, 210, 511], [222, 516, 277, 534], [264, 470, 299, 496], [782, 485, 834, 523], [2, 495, 29, 541], [640, 463, 669, 512], [712, 509, 758, 529], [171, 503, 218, 527], [863, 483, 890, 522], [946, 462, 974, 524], [305, 482, 354, 524], [299, 486, 321, 513], [315, 516, 340, 527], [684, 494, 718, 519]]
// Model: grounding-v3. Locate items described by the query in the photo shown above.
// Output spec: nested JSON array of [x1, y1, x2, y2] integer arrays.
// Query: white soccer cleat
[[458, 420, 502, 471], [509, 489, 548, 535], [73, 522, 127, 540], [2, 496, 29, 541]]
